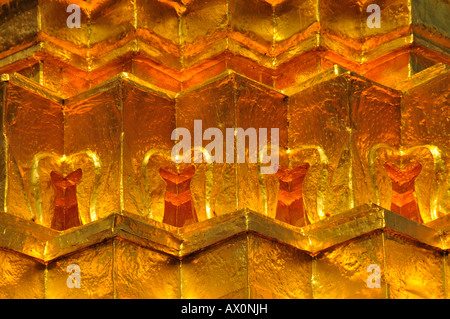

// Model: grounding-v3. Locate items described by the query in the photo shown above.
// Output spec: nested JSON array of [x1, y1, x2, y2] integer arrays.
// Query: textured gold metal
[[0, 205, 448, 298], [0, 0, 448, 299]]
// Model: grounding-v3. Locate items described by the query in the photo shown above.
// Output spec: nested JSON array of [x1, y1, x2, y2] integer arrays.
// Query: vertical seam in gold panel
[[408, 0, 412, 26], [227, 0, 232, 54], [175, 90, 178, 147], [359, 3, 363, 65], [62, 99, 66, 172], [113, 239, 117, 299], [443, 251, 447, 298], [38, 62, 44, 86], [132, 0, 138, 30], [44, 262, 48, 299], [233, 77, 238, 210], [271, 4, 276, 62], [120, 131, 124, 213], [37, 0, 43, 86], [316, 0, 320, 47], [87, 7, 92, 73], [310, 255, 316, 299], [37, 0, 42, 32], [178, 9, 184, 70], [399, 92, 404, 146], [87, 7, 92, 49], [1, 83, 8, 213], [316, 0, 320, 22], [226, 0, 230, 51], [287, 84, 291, 168], [347, 78, 354, 209], [408, 55, 412, 78], [246, 229, 250, 299], [381, 231, 390, 299], [179, 251, 183, 299], [119, 82, 124, 212]]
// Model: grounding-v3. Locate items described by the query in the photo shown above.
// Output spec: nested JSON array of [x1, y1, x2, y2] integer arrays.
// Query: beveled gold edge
[[361, 34, 414, 62], [383, 209, 443, 249], [2, 70, 177, 107], [426, 214, 450, 230], [4, 72, 62, 103], [174, 69, 234, 97], [393, 63, 450, 92], [0, 212, 55, 261], [413, 31, 450, 57], [282, 65, 350, 96], [63, 74, 125, 105], [1, 57, 448, 105], [0, 43, 42, 69], [64, 72, 177, 105], [0, 203, 447, 262], [0, 24, 445, 70], [113, 213, 182, 257], [303, 204, 386, 253], [175, 70, 287, 98], [0, 66, 389, 113], [283, 64, 405, 98], [179, 211, 249, 256]]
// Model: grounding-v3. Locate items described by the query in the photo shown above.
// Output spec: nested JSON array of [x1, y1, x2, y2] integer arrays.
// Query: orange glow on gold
[[0, 0, 448, 299]]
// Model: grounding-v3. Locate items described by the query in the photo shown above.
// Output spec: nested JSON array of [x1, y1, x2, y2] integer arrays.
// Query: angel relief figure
[[50, 168, 83, 231], [138, 147, 214, 227], [383, 162, 423, 223], [274, 163, 311, 226], [159, 165, 197, 227]]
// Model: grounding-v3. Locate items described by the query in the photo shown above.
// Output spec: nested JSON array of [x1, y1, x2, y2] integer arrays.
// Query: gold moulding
[[0, 0, 448, 300], [0, 0, 449, 96], [0, 204, 448, 298], [1, 65, 449, 229]]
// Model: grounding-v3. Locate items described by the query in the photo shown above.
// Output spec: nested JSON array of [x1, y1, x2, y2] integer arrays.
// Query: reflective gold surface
[[0, 0, 448, 299], [0, 206, 447, 298], [313, 232, 387, 299]]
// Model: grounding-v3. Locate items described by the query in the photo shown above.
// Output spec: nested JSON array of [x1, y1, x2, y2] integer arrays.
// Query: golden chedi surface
[[0, 0, 448, 298]]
